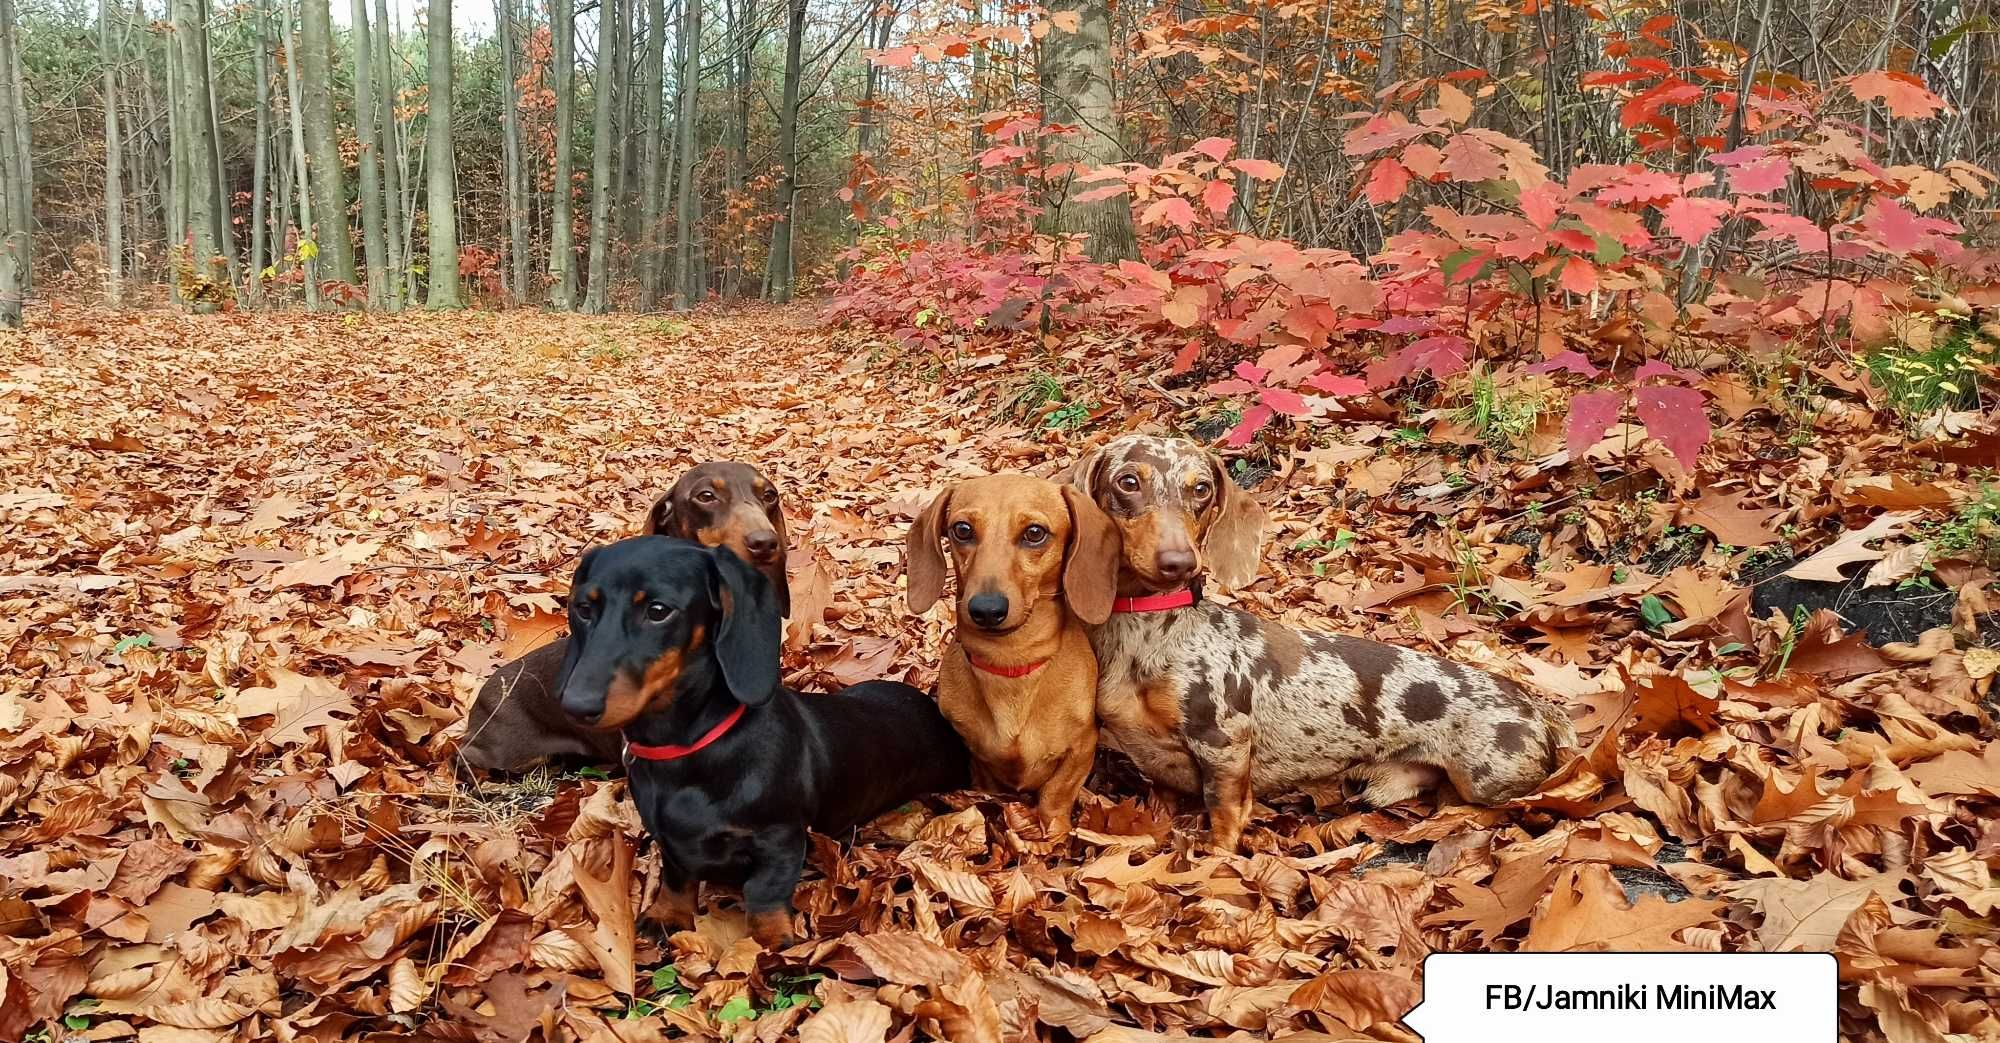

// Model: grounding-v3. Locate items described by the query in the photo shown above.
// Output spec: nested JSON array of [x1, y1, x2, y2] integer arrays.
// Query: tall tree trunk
[[583, 0, 619, 312], [670, 0, 701, 310], [172, 0, 223, 309], [497, 0, 530, 303], [299, 0, 357, 289], [282, 0, 322, 308], [722, 0, 753, 297], [102, 0, 125, 306], [374, 0, 406, 308], [425, 0, 461, 307], [765, 0, 806, 303], [1038, 0, 1135, 261], [196, 0, 238, 291], [612, 0, 636, 244], [351, 0, 387, 306], [636, 0, 667, 309], [548, 0, 578, 308], [166, 11, 186, 294], [0, 0, 24, 326], [248, 0, 271, 306], [840, 3, 892, 280]]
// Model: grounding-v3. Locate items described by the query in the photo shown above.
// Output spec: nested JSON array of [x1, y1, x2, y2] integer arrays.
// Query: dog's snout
[[744, 529, 781, 564], [1155, 549, 1197, 581], [966, 592, 1010, 630]]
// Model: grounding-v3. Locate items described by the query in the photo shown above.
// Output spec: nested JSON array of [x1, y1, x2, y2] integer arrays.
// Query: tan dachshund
[[905, 474, 1119, 835]]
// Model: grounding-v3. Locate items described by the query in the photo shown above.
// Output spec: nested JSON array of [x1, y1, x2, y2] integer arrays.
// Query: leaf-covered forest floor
[[2, 306, 1996, 1043]]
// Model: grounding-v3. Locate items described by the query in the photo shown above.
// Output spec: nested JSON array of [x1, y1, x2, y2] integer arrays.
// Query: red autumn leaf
[[1072, 183, 1130, 204], [870, 45, 918, 67], [1192, 136, 1236, 162], [1230, 158, 1285, 181], [1519, 182, 1564, 229], [1726, 157, 1791, 195], [1306, 372, 1368, 396], [1559, 256, 1599, 295], [1634, 385, 1712, 469], [1847, 70, 1946, 120], [1141, 196, 1198, 232], [1863, 195, 1925, 254], [1660, 195, 1731, 242], [1364, 159, 1412, 205], [1202, 179, 1237, 217], [1566, 390, 1625, 460], [1170, 339, 1204, 375], [1224, 403, 1275, 447], [1259, 388, 1310, 417], [1527, 350, 1602, 378], [1440, 134, 1506, 182]]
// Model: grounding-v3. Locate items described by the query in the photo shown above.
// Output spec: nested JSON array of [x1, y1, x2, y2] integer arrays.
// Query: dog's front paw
[[747, 908, 794, 949]]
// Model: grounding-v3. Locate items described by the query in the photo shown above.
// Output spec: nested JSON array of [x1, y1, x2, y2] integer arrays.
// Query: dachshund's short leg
[[643, 860, 698, 931], [1035, 735, 1097, 837], [1348, 761, 1441, 809], [743, 828, 807, 949], [1197, 743, 1256, 854]]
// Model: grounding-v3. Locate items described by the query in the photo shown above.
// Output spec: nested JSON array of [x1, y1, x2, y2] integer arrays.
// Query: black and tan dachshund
[[459, 461, 792, 771], [555, 536, 969, 947]]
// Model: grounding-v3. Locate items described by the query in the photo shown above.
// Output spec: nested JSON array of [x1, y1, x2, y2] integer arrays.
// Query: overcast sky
[[331, 1, 497, 39]]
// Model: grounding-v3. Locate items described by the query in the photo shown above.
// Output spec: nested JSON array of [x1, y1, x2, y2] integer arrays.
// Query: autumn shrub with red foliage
[[829, 21, 1999, 467]]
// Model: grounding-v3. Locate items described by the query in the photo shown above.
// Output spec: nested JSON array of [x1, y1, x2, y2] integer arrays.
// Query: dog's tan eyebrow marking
[[587, 588, 602, 602], [633, 589, 647, 605]]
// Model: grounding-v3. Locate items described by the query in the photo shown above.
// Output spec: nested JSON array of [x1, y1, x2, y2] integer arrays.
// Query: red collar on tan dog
[[965, 651, 1048, 678], [1112, 587, 1198, 613], [625, 704, 747, 761]]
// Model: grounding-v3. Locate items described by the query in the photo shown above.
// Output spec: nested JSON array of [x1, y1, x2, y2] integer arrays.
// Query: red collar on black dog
[[625, 704, 746, 761], [1111, 587, 1197, 613], [966, 651, 1048, 678]]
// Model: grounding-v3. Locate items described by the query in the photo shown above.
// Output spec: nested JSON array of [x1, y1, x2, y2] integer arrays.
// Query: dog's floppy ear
[[553, 546, 598, 708], [904, 486, 954, 614], [706, 547, 782, 706], [642, 491, 680, 537], [764, 501, 792, 619], [1202, 453, 1267, 591], [1064, 446, 1111, 506], [1060, 484, 1120, 625]]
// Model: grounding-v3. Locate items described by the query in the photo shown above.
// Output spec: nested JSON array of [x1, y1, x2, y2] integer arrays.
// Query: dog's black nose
[[744, 530, 781, 564], [1155, 550, 1197, 581], [966, 593, 1010, 629]]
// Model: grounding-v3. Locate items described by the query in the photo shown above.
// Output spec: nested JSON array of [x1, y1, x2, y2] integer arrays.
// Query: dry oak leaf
[[1522, 864, 1724, 951], [387, 956, 428, 1014], [233, 667, 358, 747], [264, 539, 382, 589], [1721, 871, 1909, 952], [848, 930, 972, 986], [1285, 969, 1422, 1032], [1906, 743, 2000, 798], [1680, 487, 1781, 547], [797, 997, 894, 1043], [1783, 511, 1921, 582]]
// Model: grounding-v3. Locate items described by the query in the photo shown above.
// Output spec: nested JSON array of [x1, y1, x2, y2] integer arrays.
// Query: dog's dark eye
[[1191, 480, 1213, 500], [1116, 473, 1141, 493], [949, 521, 976, 543], [1020, 525, 1050, 547], [574, 599, 597, 623], [645, 602, 674, 623], [694, 489, 718, 504], [760, 487, 779, 504]]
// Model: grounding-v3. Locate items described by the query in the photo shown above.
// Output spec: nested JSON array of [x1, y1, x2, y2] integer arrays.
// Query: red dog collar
[[625, 704, 746, 761], [966, 651, 1048, 678], [1112, 587, 1198, 614]]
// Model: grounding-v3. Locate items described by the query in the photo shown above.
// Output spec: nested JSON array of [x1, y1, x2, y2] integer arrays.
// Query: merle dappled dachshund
[[555, 537, 969, 947], [459, 461, 791, 771]]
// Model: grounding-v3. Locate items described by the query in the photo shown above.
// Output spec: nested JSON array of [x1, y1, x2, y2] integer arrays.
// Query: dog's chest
[[636, 782, 765, 878], [1090, 615, 1203, 791]]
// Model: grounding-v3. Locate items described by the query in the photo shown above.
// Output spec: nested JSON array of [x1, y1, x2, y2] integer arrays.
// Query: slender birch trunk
[[636, 0, 666, 309], [670, 0, 701, 310], [765, 0, 805, 302], [583, 0, 618, 312], [299, 0, 357, 289], [374, 0, 405, 308], [548, 0, 577, 308], [282, 0, 322, 308], [497, 0, 529, 303], [102, 0, 124, 306], [425, 0, 461, 307], [248, 0, 271, 306], [351, 0, 387, 306]]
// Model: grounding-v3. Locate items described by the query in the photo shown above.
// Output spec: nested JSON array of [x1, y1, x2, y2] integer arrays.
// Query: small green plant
[[1392, 425, 1428, 447], [1452, 370, 1545, 450], [1292, 530, 1359, 575], [1927, 482, 2000, 565], [590, 338, 629, 362], [617, 965, 694, 1018], [113, 633, 154, 655], [1002, 372, 1098, 431], [646, 317, 692, 338], [1862, 323, 1997, 431]]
